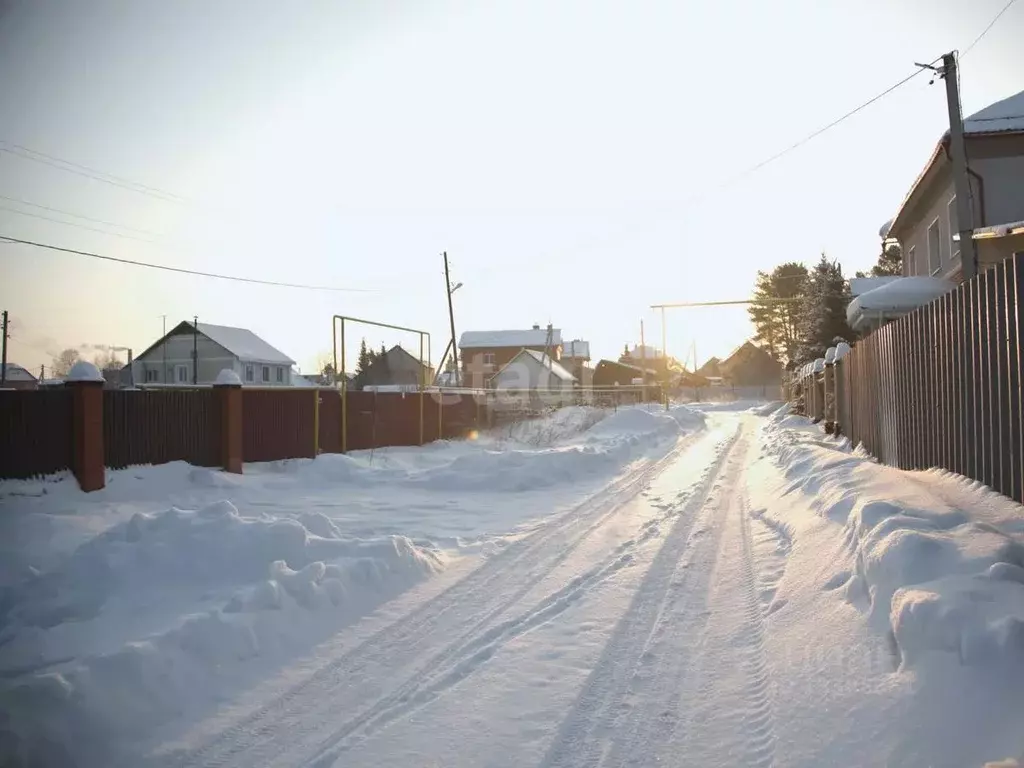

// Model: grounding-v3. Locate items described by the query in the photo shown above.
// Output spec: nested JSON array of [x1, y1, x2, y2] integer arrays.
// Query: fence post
[[214, 370, 243, 474], [67, 361, 106, 492]]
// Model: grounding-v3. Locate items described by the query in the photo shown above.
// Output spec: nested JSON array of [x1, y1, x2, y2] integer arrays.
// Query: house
[[560, 339, 592, 384], [0, 363, 38, 390], [696, 357, 723, 379], [459, 325, 562, 388], [132, 321, 297, 386], [593, 359, 657, 387], [884, 88, 1024, 281], [717, 341, 782, 387], [491, 349, 575, 391], [355, 345, 434, 390]]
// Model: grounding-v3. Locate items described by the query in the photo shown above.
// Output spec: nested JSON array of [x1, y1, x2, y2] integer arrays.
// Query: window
[[276, 366, 284, 383], [483, 353, 496, 366], [948, 196, 960, 261], [245, 364, 254, 383], [262, 365, 270, 382], [907, 246, 917, 276], [176, 364, 189, 383], [927, 218, 941, 275], [145, 369, 158, 382]]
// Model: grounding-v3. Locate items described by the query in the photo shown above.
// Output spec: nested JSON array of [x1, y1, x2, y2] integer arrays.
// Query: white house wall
[[492, 357, 572, 390], [134, 333, 293, 385]]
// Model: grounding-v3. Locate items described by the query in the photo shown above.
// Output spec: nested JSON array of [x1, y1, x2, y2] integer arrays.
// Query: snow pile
[[757, 409, 1024, 670], [423, 405, 704, 493], [494, 405, 609, 446], [0, 501, 441, 762]]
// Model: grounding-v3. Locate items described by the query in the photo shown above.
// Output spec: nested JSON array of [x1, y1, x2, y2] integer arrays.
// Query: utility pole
[[192, 316, 199, 385], [161, 315, 167, 384], [1, 310, 8, 386], [941, 52, 978, 280], [661, 306, 669, 411], [640, 318, 646, 403], [443, 252, 459, 386]]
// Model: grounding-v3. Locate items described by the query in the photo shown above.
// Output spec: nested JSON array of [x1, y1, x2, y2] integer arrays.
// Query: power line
[[0, 143, 190, 205], [0, 204, 159, 244], [0, 194, 166, 237], [0, 234, 374, 293], [963, 0, 1019, 56]]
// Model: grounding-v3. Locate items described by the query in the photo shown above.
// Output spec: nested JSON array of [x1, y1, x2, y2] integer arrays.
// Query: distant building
[[355, 345, 434, 390], [0, 363, 38, 390], [459, 325, 562, 388], [491, 349, 575, 391], [133, 321, 298, 386], [593, 360, 657, 388], [697, 341, 782, 387]]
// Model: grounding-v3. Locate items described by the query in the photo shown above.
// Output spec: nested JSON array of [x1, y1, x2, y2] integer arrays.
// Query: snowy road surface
[[5, 405, 1024, 767], [147, 416, 782, 767]]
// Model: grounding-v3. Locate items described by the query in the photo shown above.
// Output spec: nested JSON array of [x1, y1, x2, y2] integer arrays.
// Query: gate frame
[[331, 315, 431, 452]]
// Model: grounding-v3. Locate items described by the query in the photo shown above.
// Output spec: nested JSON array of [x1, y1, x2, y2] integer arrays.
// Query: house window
[[145, 369, 158, 383], [262, 365, 270, 382], [907, 245, 917, 276], [927, 218, 941, 275], [483, 353, 496, 366], [176, 364, 189, 383], [276, 366, 284, 383], [245, 364, 254, 383], [948, 196, 960, 261]]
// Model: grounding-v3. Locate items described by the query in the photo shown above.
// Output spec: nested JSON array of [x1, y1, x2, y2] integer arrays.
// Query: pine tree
[[356, 338, 372, 375], [795, 254, 852, 364], [748, 262, 807, 364], [872, 242, 902, 276]]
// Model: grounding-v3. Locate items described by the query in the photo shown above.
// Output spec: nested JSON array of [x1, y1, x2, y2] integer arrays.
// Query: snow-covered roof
[[503, 348, 576, 382], [878, 219, 894, 239], [1, 363, 36, 381], [953, 219, 1024, 240], [847, 276, 955, 331], [197, 323, 295, 365], [964, 89, 1024, 135], [850, 276, 900, 297], [460, 328, 562, 349], [562, 339, 590, 359]]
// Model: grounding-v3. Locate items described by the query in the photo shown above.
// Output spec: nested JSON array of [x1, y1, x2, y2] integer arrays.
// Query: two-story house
[[132, 321, 298, 386], [459, 326, 563, 388], [884, 88, 1024, 281]]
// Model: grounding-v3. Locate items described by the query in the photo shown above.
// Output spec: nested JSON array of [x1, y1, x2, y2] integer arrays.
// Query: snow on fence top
[[824, 347, 837, 365], [214, 369, 242, 386], [66, 360, 104, 382], [846, 276, 955, 332]]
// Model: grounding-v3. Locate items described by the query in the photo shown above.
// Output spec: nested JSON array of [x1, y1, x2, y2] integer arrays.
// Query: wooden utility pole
[[1, 310, 8, 386], [941, 52, 978, 281], [443, 252, 459, 386]]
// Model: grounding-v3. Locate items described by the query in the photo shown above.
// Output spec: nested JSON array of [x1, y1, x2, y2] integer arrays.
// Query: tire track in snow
[[538, 423, 746, 768], [152, 429, 720, 768]]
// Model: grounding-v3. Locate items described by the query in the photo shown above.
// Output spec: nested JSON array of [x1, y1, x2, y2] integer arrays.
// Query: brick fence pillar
[[214, 370, 243, 474], [66, 362, 106, 492]]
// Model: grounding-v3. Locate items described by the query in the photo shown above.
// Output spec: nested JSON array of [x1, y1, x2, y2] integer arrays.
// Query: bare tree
[[51, 348, 81, 377], [93, 350, 124, 371]]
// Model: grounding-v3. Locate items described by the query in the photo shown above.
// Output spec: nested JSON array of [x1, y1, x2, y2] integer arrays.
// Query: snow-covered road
[[146, 416, 779, 767], [6, 405, 1024, 767]]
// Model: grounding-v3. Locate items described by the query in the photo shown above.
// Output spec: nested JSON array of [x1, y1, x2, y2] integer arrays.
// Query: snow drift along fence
[[0, 389, 74, 480], [836, 254, 1023, 503], [104, 389, 221, 470]]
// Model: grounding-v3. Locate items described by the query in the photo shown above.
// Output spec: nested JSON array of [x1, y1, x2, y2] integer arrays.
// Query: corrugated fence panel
[[1007, 259, 1023, 503], [0, 389, 74, 479], [104, 389, 220, 469], [242, 389, 316, 463], [318, 390, 343, 454]]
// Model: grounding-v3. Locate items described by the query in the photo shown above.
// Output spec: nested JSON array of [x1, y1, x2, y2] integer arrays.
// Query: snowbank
[[0, 501, 441, 763], [749, 408, 1024, 764]]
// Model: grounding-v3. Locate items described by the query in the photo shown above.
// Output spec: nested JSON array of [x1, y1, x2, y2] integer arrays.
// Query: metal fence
[[104, 389, 221, 469], [835, 254, 1023, 504], [0, 389, 74, 480]]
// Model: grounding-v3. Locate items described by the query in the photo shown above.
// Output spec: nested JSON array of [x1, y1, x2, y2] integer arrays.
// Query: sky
[[1, 0, 1022, 377]]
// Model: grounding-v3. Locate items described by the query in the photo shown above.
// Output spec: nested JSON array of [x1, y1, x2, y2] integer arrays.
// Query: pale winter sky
[[1, 0, 1021, 376]]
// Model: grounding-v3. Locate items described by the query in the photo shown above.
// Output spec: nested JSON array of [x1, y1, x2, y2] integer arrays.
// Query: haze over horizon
[[2, 0, 1022, 375]]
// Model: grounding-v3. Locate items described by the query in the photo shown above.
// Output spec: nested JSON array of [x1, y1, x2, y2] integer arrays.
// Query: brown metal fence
[[242, 389, 316, 462], [104, 389, 221, 469], [0, 389, 74, 479], [836, 255, 1024, 504]]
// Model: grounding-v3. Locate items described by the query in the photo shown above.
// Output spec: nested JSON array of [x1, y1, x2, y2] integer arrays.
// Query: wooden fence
[[834, 254, 1023, 504], [0, 386, 487, 484]]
